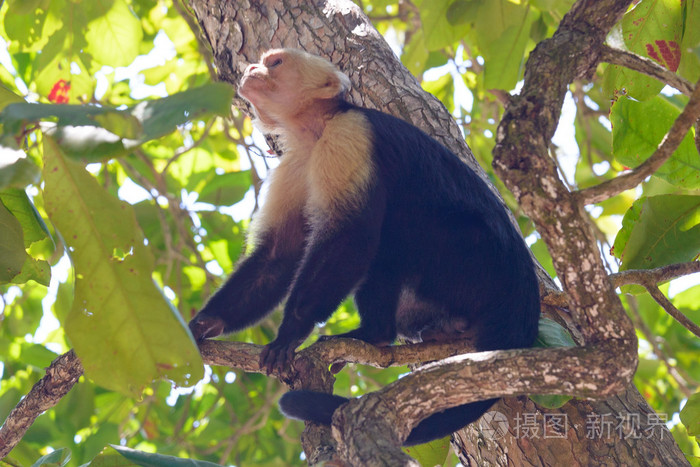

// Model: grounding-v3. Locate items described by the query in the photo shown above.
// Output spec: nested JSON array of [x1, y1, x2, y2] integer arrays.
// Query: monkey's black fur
[[190, 102, 540, 445]]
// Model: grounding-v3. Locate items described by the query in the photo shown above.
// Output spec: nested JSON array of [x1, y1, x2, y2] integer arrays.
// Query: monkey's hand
[[188, 313, 226, 341]]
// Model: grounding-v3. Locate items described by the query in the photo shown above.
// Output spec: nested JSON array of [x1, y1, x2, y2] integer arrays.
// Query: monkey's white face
[[238, 49, 350, 131], [238, 50, 303, 127]]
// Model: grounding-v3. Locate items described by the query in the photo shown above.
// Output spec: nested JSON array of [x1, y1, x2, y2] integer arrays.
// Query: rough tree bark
[[182, 0, 691, 465]]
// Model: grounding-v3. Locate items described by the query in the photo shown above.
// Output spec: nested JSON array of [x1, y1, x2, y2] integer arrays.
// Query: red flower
[[48, 79, 71, 103]]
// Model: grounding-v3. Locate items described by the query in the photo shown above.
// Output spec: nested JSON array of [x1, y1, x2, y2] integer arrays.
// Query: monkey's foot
[[260, 339, 297, 379]]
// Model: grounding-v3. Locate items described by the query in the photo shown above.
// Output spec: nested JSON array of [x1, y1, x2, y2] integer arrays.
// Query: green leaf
[[30, 448, 71, 467], [0, 188, 52, 247], [0, 156, 41, 189], [402, 29, 430, 76], [530, 318, 574, 408], [530, 239, 556, 278], [0, 83, 24, 112], [402, 436, 451, 467], [0, 188, 53, 285], [42, 137, 203, 397], [604, 0, 683, 100], [529, 393, 573, 409], [92, 111, 143, 140], [0, 83, 234, 161], [611, 96, 700, 189], [85, 0, 143, 67], [415, 0, 471, 50], [111, 445, 223, 466], [0, 102, 129, 135], [0, 201, 28, 283], [136, 82, 234, 141], [19, 342, 60, 369], [475, 0, 537, 91], [423, 73, 455, 114], [534, 318, 576, 348], [446, 0, 482, 27], [9, 255, 51, 286], [623, 0, 683, 72], [196, 170, 251, 206], [680, 392, 700, 436], [612, 195, 700, 270]]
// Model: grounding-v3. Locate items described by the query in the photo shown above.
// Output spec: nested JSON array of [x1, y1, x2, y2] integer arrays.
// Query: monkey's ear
[[315, 70, 351, 99]]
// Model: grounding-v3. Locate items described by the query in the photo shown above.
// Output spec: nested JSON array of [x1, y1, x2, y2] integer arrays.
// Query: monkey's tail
[[278, 390, 498, 446]]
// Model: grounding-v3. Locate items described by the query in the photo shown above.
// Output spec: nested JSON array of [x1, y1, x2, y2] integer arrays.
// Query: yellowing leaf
[[42, 137, 203, 397]]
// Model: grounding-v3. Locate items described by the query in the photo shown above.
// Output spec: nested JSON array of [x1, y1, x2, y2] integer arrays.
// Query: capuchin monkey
[[188, 48, 540, 446]]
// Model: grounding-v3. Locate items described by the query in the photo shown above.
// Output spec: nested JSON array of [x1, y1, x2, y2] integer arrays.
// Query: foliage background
[[0, 0, 698, 465]]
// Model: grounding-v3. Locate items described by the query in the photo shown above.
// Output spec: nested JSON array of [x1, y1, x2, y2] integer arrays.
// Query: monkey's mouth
[[238, 75, 263, 100]]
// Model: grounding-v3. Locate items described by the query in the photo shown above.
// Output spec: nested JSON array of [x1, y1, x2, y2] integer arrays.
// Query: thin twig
[[609, 262, 700, 286], [600, 45, 694, 96], [646, 284, 700, 338], [577, 76, 700, 205]]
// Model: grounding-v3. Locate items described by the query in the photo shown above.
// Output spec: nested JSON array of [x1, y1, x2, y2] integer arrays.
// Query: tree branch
[[197, 337, 479, 376], [577, 76, 700, 205], [333, 343, 633, 465], [493, 0, 636, 343], [0, 350, 83, 458], [600, 45, 695, 96]]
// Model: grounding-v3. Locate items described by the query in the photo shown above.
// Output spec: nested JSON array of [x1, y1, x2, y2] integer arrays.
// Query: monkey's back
[[346, 105, 540, 352]]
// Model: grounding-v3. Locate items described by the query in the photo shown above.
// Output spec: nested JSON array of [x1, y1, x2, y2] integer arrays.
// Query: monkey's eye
[[268, 58, 283, 68]]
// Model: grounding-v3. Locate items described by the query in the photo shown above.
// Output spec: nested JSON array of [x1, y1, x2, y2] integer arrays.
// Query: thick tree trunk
[[186, 0, 690, 465]]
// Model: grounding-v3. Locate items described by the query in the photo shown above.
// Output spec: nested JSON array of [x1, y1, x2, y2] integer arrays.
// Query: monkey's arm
[[260, 194, 386, 374], [189, 216, 305, 341]]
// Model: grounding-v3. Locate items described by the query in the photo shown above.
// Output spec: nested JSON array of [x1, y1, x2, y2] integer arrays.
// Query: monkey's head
[[238, 49, 351, 129]]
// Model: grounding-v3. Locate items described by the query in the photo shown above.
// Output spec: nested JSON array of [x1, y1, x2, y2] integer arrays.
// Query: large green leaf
[[611, 96, 700, 189], [42, 137, 203, 397], [612, 195, 700, 270]]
